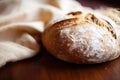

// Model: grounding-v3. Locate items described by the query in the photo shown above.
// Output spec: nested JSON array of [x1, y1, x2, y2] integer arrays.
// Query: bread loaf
[[42, 11, 120, 64]]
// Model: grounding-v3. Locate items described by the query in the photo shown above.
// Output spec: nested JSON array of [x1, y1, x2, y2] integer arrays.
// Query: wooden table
[[0, 0, 120, 80], [0, 46, 120, 80]]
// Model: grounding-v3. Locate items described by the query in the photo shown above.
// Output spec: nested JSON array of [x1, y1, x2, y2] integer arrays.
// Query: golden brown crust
[[85, 13, 117, 39], [42, 11, 120, 64]]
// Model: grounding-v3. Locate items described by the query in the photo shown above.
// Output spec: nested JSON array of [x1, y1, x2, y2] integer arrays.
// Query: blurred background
[[78, 0, 120, 8]]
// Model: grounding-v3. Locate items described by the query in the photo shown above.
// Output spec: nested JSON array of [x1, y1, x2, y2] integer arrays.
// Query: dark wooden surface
[[0, 0, 120, 80], [78, 0, 120, 8], [0, 46, 120, 80]]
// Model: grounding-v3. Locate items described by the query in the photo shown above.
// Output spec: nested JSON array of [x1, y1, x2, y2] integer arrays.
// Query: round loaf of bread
[[42, 12, 120, 64]]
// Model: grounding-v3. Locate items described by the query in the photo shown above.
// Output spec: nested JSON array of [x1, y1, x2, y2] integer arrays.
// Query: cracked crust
[[42, 11, 120, 64]]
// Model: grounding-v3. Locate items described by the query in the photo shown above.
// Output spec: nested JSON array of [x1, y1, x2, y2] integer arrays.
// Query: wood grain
[[0, 46, 120, 80], [0, 0, 120, 80]]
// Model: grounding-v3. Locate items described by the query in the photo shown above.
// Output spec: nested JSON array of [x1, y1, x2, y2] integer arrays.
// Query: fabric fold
[[0, 21, 44, 67]]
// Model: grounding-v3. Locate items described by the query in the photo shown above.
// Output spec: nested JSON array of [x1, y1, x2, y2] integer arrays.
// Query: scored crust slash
[[0, 0, 120, 67], [42, 9, 120, 64]]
